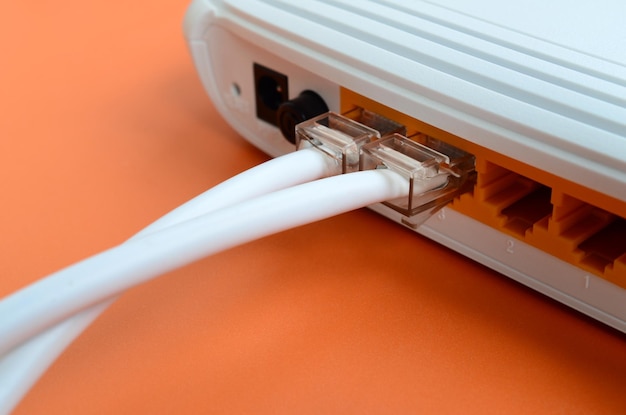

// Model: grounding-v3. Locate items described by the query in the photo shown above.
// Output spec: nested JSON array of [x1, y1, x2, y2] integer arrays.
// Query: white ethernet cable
[[0, 148, 341, 414], [0, 113, 383, 414], [0, 170, 412, 415], [0, 114, 466, 414], [0, 301, 113, 415], [0, 169, 411, 353], [137, 148, 338, 236]]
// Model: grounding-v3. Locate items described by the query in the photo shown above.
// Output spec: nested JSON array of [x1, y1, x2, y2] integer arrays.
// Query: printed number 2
[[506, 239, 515, 254]]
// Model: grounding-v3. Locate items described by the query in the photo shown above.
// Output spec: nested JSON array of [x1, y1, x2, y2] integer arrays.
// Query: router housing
[[183, 0, 626, 332]]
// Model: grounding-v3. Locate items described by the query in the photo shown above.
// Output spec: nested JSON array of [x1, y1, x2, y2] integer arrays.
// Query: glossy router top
[[184, 0, 626, 203]]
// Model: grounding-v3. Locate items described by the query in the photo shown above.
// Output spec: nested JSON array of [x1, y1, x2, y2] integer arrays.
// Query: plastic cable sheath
[[0, 168, 408, 368], [0, 148, 335, 414]]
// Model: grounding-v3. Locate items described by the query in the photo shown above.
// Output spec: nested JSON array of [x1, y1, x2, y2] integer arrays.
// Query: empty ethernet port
[[500, 185, 552, 237], [578, 217, 626, 274], [470, 161, 552, 237]]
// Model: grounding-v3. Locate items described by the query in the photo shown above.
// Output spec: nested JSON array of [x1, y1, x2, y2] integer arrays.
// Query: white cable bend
[[0, 169, 409, 358], [136, 148, 337, 237], [1, 147, 334, 360], [0, 300, 112, 414], [0, 148, 334, 415]]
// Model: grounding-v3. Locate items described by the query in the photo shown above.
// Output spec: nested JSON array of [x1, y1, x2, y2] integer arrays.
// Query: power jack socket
[[253, 63, 328, 144], [254, 63, 289, 126]]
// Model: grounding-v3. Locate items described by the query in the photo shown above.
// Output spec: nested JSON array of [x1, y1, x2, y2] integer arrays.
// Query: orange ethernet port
[[524, 192, 626, 287], [453, 160, 552, 239], [578, 218, 626, 278]]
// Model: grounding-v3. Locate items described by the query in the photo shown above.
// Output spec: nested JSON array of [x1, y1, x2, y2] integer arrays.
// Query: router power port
[[253, 63, 329, 144], [254, 63, 289, 126]]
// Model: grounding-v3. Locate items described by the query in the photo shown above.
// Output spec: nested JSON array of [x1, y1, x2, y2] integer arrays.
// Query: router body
[[184, 0, 626, 332]]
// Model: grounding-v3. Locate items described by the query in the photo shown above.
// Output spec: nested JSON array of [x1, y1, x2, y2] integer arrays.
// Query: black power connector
[[277, 91, 328, 144]]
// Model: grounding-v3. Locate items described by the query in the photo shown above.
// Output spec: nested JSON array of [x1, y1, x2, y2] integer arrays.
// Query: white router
[[183, 0, 626, 332]]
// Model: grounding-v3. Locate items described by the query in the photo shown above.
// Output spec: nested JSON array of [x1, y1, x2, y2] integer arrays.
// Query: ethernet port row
[[338, 88, 626, 287], [454, 161, 626, 287]]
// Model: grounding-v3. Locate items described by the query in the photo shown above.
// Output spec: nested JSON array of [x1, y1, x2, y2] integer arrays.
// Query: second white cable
[[0, 168, 409, 359]]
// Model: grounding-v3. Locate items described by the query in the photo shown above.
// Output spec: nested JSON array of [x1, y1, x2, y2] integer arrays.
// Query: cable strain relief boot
[[277, 90, 329, 144]]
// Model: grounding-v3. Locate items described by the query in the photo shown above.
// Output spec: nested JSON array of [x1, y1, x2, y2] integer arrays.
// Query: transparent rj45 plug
[[361, 133, 476, 228], [295, 112, 380, 173]]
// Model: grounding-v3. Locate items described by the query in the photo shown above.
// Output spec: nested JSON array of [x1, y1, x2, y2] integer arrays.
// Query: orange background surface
[[1, 1, 625, 414]]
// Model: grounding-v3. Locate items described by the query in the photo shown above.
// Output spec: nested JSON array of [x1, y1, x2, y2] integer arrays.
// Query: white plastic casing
[[183, 0, 626, 332]]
